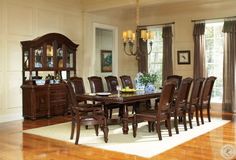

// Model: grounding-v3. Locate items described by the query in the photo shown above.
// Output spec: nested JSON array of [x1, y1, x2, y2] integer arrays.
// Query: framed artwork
[[177, 50, 190, 64], [101, 50, 112, 72]]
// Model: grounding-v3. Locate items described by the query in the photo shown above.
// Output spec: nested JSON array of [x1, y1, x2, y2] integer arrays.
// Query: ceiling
[[80, 0, 232, 12]]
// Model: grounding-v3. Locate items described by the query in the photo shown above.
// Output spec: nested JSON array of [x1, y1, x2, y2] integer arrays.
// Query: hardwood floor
[[0, 113, 235, 160]]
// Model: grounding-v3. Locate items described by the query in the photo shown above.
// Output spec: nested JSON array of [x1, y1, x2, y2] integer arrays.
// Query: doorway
[[93, 23, 118, 77]]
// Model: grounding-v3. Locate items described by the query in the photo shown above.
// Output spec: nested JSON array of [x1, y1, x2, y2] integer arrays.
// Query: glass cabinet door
[[56, 44, 64, 68], [66, 48, 74, 68], [23, 50, 29, 69], [34, 47, 43, 68], [46, 44, 53, 68]]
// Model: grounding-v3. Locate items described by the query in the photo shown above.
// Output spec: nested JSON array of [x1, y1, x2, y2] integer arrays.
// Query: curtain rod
[[191, 16, 236, 22], [138, 22, 175, 28]]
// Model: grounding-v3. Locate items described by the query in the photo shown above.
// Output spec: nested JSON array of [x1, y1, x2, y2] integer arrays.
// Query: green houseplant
[[139, 73, 159, 93], [139, 73, 158, 86]]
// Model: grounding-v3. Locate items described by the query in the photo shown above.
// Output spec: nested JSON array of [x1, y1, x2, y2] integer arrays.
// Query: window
[[205, 22, 224, 103], [148, 27, 163, 87]]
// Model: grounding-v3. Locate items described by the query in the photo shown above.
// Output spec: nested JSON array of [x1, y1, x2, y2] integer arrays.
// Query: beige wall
[[0, 0, 83, 122], [87, 1, 236, 79], [82, 12, 138, 91], [139, 1, 236, 78]]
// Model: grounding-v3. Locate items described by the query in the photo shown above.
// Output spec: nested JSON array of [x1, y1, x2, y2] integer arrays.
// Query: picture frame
[[177, 50, 190, 64], [101, 50, 112, 72]]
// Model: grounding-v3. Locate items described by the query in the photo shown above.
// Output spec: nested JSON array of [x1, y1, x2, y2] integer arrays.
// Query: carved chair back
[[105, 76, 119, 93], [69, 77, 85, 94], [88, 76, 104, 93], [120, 75, 133, 89], [167, 75, 183, 90]]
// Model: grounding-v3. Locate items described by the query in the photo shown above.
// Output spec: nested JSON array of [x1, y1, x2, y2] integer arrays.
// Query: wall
[[139, 1, 236, 78], [82, 12, 138, 91], [88, 1, 236, 79], [0, 0, 83, 122]]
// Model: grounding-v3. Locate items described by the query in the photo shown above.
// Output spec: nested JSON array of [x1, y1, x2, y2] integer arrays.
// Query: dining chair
[[88, 76, 121, 119], [199, 76, 217, 124], [105, 76, 119, 93], [187, 78, 205, 128], [120, 75, 149, 113], [66, 80, 108, 145], [167, 75, 183, 90], [88, 76, 104, 93], [104, 76, 124, 118], [69, 76, 86, 103], [171, 77, 193, 134], [158, 75, 182, 101], [120, 75, 134, 89], [132, 80, 176, 140]]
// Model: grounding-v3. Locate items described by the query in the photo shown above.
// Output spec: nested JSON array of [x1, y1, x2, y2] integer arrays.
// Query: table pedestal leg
[[122, 104, 129, 134]]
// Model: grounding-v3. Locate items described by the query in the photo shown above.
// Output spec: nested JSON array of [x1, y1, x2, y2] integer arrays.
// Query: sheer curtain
[[193, 23, 205, 79], [222, 20, 236, 113], [162, 26, 173, 81], [137, 28, 148, 73]]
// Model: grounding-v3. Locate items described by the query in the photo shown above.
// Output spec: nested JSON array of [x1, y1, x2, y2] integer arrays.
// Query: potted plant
[[139, 73, 158, 93]]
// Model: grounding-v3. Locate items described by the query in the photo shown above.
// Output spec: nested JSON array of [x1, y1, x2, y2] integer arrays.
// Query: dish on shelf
[[35, 79, 45, 85], [96, 92, 111, 96]]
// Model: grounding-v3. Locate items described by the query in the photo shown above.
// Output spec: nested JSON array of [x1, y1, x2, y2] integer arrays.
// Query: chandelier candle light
[[123, 0, 154, 58]]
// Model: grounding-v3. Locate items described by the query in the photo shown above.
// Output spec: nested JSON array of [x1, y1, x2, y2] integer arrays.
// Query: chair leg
[[207, 105, 211, 122], [183, 113, 187, 131], [70, 120, 75, 139], [132, 115, 137, 138], [104, 106, 109, 118], [167, 117, 172, 137], [188, 111, 193, 129], [148, 121, 152, 132], [174, 115, 179, 134], [94, 125, 99, 136], [200, 105, 204, 124], [195, 106, 200, 126], [156, 121, 162, 140], [118, 107, 123, 118], [179, 116, 183, 123], [164, 120, 168, 128], [152, 122, 155, 132], [109, 109, 112, 119], [75, 121, 81, 145]]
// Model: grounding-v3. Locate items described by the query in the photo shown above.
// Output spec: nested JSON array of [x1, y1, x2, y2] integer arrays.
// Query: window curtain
[[162, 26, 173, 81], [137, 28, 148, 73], [222, 20, 236, 113], [193, 23, 205, 79]]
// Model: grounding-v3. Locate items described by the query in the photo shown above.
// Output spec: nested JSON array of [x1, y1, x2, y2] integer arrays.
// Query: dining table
[[77, 90, 161, 134]]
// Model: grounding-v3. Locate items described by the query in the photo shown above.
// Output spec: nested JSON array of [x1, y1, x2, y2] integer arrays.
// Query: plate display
[[96, 92, 111, 96]]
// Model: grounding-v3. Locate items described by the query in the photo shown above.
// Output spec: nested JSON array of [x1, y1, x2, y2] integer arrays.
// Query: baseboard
[[0, 113, 23, 123]]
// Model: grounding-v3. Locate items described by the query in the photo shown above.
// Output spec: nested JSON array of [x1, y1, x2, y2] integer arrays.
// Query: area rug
[[24, 118, 229, 158]]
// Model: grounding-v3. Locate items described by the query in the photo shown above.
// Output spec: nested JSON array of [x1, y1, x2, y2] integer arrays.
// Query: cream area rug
[[24, 118, 229, 158]]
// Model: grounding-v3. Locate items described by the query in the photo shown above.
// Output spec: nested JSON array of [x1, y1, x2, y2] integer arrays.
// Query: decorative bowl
[[35, 79, 45, 85]]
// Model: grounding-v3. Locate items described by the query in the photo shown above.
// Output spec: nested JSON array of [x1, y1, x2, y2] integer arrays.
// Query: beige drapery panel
[[137, 28, 148, 73], [162, 26, 173, 81], [222, 20, 236, 113], [193, 23, 205, 79]]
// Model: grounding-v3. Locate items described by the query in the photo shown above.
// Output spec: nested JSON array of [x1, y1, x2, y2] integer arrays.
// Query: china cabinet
[[21, 33, 78, 120]]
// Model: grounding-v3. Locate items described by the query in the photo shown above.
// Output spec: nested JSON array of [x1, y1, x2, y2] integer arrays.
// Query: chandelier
[[122, 0, 153, 58]]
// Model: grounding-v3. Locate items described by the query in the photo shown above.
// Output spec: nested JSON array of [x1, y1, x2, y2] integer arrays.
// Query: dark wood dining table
[[77, 90, 161, 134]]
